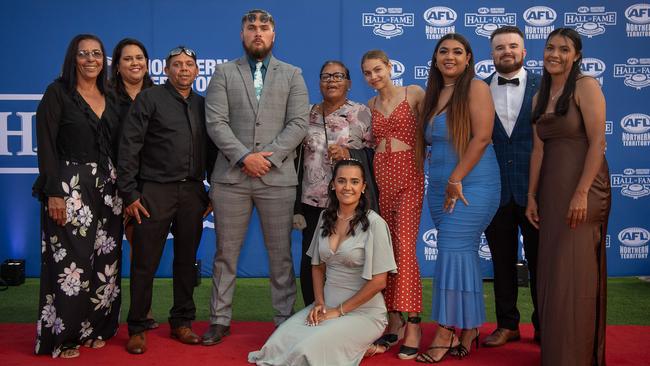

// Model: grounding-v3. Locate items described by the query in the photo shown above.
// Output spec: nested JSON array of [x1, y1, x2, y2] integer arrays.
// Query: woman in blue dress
[[414, 33, 500, 363]]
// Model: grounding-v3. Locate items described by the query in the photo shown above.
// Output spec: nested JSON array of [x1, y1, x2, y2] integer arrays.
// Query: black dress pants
[[127, 180, 208, 335], [485, 200, 540, 331], [299, 203, 324, 307]]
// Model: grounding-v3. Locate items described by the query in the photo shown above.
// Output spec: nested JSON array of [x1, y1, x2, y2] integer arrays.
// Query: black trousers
[[485, 200, 540, 331], [299, 203, 324, 307], [127, 180, 208, 335]]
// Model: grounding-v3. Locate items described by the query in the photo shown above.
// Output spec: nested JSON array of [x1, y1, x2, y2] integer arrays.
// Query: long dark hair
[[110, 38, 154, 99], [416, 33, 475, 169], [321, 159, 370, 237], [58, 34, 107, 95], [532, 28, 583, 122]]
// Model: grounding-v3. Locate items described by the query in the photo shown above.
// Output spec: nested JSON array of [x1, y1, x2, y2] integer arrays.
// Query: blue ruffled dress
[[425, 113, 500, 328]]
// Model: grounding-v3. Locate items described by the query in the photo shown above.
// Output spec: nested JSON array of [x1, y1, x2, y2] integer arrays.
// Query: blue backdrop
[[1, 1, 649, 278]]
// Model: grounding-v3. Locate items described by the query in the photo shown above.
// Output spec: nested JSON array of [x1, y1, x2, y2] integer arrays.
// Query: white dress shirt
[[490, 68, 527, 137]]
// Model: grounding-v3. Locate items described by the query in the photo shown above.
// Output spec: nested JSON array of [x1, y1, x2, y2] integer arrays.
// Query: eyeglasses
[[168, 47, 196, 59], [77, 49, 103, 60], [243, 9, 273, 24], [320, 72, 347, 82]]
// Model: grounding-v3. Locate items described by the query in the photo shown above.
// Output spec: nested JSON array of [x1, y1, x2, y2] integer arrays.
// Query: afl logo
[[423, 7, 457, 26], [618, 227, 650, 247], [474, 59, 495, 79], [423, 228, 438, 248], [390, 59, 405, 79], [523, 6, 557, 27], [580, 58, 606, 77], [625, 4, 650, 24], [620, 113, 650, 134]]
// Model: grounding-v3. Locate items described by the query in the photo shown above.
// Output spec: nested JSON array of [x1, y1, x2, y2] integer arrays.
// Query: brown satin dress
[[535, 98, 610, 366]]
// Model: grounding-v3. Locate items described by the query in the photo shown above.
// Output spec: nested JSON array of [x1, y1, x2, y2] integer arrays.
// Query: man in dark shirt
[[117, 46, 215, 355]]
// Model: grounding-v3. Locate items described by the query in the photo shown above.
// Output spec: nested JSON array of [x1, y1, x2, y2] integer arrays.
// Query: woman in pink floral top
[[294, 60, 376, 307]]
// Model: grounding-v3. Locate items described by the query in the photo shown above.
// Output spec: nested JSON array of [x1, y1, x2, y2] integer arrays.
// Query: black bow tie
[[498, 76, 520, 86]]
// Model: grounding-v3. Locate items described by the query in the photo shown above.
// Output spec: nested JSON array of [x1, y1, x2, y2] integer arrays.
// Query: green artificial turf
[[1, 278, 649, 325]]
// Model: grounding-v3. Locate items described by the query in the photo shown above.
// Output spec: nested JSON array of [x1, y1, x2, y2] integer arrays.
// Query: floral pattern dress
[[33, 81, 123, 357], [301, 100, 373, 207]]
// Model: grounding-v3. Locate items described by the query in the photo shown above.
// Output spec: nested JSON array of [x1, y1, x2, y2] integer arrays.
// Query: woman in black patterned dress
[[33, 34, 123, 358]]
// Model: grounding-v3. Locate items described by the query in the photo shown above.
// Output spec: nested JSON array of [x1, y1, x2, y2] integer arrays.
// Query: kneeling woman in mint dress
[[249, 159, 397, 365], [415, 33, 500, 363]]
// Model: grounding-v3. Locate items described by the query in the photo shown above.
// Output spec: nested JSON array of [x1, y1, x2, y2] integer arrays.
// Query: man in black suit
[[483, 26, 541, 347]]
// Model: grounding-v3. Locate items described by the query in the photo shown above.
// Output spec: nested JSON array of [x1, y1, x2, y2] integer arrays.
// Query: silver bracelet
[[338, 303, 346, 317]]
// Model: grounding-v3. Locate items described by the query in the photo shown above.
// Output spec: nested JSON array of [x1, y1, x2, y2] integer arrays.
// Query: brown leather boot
[[126, 332, 147, 354]]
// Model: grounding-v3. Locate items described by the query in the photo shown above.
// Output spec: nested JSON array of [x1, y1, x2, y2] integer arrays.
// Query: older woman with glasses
[[33, 34, 123, 358], [294, 60, 377, 307]]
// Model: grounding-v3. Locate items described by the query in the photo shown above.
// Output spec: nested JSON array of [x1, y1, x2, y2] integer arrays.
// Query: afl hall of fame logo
[[581, 58, 606, 86], [422, 228, 438, 261], [614, 57, 650, 90], [523, 6, 557, 40], [618, 227, 649, 259], [625, 3, 650, 37], [475, 59, 495, 80], [414, 60, 432, 81], [362, 7, 414, 39], [620, 113, 650, 147], [478, 233, 492, 261], [525, 60, 545, 75], [611, 168, 650, 199], [564, 6, 616, 38], [390, 59, 405, 86], [423, 6, 457, 40], [464, 7, 516, 38]]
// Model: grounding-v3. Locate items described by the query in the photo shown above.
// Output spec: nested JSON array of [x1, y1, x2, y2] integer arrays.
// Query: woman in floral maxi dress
[[33, 34, 123, 358]]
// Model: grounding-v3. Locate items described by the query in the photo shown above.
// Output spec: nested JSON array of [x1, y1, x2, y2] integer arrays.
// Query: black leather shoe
[[202, 324, 230, 346]]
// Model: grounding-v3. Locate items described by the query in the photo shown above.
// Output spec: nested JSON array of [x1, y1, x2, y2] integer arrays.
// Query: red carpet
[[1, 322, 648, 365]]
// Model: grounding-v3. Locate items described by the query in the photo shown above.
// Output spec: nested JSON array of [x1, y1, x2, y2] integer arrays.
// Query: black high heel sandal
[[397, 316, 421, 360], [451, 328, 480, 359], [372, 311, 406, 351], [415, 324, 456, 364]]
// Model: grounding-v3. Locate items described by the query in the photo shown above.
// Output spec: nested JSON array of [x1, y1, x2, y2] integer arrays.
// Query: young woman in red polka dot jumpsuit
[[361, 50, 426, 360]]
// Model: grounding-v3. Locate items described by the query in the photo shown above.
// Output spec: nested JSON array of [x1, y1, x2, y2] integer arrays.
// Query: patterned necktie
[[254, 61, 263, 101]]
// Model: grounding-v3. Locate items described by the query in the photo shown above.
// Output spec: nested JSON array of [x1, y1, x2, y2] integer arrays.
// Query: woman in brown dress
[[526, 28, 610, 366]]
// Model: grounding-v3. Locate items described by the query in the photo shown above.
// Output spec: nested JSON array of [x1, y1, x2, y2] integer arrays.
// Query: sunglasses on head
[[244, 9, 273, 24], [167, 47, 196, 59]]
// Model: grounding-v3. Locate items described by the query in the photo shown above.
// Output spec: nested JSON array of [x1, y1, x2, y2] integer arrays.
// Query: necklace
[[336, 210, 354, 221], [444, 83, 456, 87], [550, 85, 565, 101]]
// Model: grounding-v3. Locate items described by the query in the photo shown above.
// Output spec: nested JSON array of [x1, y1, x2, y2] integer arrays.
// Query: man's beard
[[243, 41, 274, 60], [494, 58, 524, 74]]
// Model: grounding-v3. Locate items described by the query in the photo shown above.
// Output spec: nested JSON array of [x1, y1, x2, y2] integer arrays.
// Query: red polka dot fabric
[[371, 95, 424, 313]]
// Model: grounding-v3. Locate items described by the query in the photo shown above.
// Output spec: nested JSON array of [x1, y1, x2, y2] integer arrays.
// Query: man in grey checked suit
[[202, 9, 309, 345]]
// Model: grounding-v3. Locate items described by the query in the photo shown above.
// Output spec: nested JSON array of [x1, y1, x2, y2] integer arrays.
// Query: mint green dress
[[248, 210, 397, 366]]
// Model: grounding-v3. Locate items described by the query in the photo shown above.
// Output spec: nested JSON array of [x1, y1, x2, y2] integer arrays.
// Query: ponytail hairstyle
[[321, 159, 370, 237]]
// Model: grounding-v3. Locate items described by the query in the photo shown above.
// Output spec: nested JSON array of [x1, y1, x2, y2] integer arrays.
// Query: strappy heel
[[372, 311, 406, 351], [397, 316, 421, 360], [451, 328, 480, 359], [415, 324, 456, 363]]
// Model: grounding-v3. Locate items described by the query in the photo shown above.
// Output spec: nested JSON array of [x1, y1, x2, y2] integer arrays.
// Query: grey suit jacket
[[205, 55, 309, 186]]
